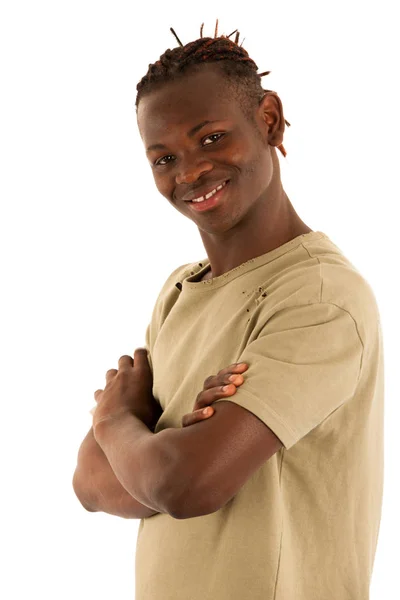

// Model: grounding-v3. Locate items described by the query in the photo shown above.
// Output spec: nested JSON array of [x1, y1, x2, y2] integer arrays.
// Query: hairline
[[136, 61, 264, 134]]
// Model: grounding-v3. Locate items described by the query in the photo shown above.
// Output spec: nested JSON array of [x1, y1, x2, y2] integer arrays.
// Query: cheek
[[154, 174, 170, 197], [229, 139, 249, 166], [229, 137, 262, 177], [240, 145, 273, 191], [154, 175, 184, 211]]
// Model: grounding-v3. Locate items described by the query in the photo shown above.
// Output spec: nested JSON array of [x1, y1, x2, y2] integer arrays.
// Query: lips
[[182, 180, 230, 203]]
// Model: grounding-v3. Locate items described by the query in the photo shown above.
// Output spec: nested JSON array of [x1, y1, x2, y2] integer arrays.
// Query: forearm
[[73, 426, 160, 519], [93, 412, 179, 517]]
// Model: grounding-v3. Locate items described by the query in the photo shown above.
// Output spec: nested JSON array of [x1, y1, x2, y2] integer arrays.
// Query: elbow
[[72, 471, 98, 513], [166, 484, 218, 520], [167, 494, 190, 520], [149, 468, 193, 519], [78, 499, 98, 513]]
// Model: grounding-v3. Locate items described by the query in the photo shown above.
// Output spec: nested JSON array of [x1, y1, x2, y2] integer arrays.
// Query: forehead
[[137, 67, 244, 138]]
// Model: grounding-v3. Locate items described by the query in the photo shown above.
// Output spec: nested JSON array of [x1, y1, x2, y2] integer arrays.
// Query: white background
[[1, 1, 398, 598]]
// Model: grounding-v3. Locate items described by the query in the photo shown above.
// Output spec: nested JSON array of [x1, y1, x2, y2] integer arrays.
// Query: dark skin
[[137, 62, 312, 281], [73, 63, 312, 519]]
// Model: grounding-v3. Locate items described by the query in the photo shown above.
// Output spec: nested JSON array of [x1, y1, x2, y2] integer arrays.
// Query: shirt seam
[[301, 243, 365, 379], [232, 301, 365, 442], [301, 242, 323, 302], [273, 451, 285, 599], [324, 302, 364, 380]]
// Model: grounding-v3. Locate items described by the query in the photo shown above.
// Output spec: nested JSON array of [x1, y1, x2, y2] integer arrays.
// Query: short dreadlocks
[[135, 20, 289, 157]]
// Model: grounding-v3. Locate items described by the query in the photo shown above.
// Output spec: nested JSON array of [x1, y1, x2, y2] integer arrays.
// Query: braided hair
[[135, 21, 290, 157]]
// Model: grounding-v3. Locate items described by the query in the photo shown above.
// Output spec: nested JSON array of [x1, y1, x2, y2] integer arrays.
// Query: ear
[[258, 91, 286, 148]]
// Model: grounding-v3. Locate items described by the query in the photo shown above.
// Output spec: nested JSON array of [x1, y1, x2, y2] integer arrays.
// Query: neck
[[198, 151, 312, 279]]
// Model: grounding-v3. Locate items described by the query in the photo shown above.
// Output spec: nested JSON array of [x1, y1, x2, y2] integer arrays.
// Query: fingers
[[130, 348, 151, 372], [91, 388, 103, 415], [203, 363, 248, 390], [194, 364, 248, 412], [133, 348, 151, 368], [182, 364, 248, 427], [193, 381, 239, 413], [117, 355, 134, 371], [115, 349, 148, 375], [105, 369, 118, 384], [181, 382, 240, 427], [182, 407, 214, 428]]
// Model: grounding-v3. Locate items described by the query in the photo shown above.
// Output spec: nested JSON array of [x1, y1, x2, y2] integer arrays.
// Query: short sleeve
[[213, 302, 363, 450]]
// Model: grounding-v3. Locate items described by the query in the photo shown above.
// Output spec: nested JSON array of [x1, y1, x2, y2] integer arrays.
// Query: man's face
[[137, 65, 273, 232]]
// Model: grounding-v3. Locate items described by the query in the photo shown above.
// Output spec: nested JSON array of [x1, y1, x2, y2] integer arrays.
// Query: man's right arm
[[72, 426, 161, 519]]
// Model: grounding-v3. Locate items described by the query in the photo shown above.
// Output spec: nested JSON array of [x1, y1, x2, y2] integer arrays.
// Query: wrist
[[93, 408, 132, 438], [93, 412, 126, 444], [93, 409, 153, 451]]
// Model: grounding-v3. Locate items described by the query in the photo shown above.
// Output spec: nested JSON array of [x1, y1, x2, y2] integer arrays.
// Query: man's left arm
[[93, 413, 185, 517], [94, 397, 284, 521]]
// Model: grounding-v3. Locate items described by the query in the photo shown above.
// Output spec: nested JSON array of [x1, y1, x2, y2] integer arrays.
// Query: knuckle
[[194, 389, 204, 405], [226, 373, 242, 384], [219, 365, 236, 378], [216, 385, 228, 397], [195, 399, 206, 412]]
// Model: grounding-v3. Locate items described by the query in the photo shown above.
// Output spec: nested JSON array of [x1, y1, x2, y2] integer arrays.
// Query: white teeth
[[192, 181, 227, 203]]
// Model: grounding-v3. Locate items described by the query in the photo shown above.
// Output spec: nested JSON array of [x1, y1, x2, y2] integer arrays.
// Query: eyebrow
[[146, 120, 222, 153]]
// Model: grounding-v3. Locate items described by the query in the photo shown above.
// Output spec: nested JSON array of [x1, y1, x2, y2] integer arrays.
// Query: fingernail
[[203, 407, 211, 415]]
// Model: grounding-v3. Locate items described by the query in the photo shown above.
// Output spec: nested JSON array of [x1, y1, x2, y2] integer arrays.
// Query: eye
[[155, 155, 174, 166], [203, 132, 225, 145], [153, 133, 225, 166]]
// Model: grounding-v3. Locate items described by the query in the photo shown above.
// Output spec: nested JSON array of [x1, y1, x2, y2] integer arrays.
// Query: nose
[[175, 157, 213, 185]]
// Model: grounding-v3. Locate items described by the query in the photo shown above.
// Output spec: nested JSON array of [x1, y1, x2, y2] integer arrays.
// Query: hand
[[181, 362, 248, 427], [91, 348, 162, 431]]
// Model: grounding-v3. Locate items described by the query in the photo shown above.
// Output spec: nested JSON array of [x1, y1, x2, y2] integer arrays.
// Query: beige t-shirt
[[135, 231, 384, 600]]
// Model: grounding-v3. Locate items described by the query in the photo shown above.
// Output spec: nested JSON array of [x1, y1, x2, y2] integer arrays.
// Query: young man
[[73, 25, 384, 600]]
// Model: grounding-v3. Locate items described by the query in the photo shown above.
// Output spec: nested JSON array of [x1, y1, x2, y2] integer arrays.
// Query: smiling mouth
[[186, 180, 229, 203], [186, 180, 230, 212]]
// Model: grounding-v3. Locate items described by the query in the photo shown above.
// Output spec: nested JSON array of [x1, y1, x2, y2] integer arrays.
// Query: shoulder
[[273, 233, 381, 341], [149, 260, 204, 327], [302, 234, 379, 308], [158, 260, 205, 293]]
